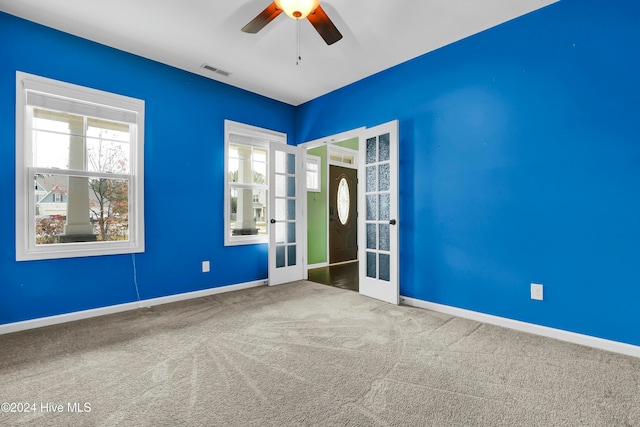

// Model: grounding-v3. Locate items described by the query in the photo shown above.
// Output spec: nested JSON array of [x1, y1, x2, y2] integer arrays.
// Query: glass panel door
[[358, 121, 399, 304], [269, 144, 305, 285]]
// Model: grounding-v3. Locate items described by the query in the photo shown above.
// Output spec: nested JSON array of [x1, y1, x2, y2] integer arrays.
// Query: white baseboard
[[401, 296, 640, 359], [307, 262, 329, 270], [0, 279, 268, 336]]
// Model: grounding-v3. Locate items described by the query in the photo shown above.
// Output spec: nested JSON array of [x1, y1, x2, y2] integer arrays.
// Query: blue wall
[[0, 12, 295, 324], [297, 0, 640, 346], [3, 0, 640, 348]]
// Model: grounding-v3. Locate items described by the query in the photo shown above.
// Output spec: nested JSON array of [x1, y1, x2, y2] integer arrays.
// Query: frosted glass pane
[[337, 178, 349, 225], [379, 254, 390, 281], [276, 199, 286, 221], [287, 153, 296, 174], [379, 224, 390, 251], [366, 137, 377, 164], [275, 175, 285, 197], [288, 245, 297, 266], [275, 223, 285, 244], [378, 163, 390, 191], [366, 224, 377, 249], [366, 195, 377, 220], [287, 199, 296, 220], [367, 252, 376, 278], [275, 151, 285, 173], [276, 246, 285, 268], [379, 193, 390, 221], [287, 176, 296, 197], [379, 133, 390, 162], [287, 222, 296, 243], [366, 166, 376, 193]]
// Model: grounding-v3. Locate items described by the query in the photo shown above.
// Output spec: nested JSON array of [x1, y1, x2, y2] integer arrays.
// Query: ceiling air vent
[[201, 64, 231, 77]]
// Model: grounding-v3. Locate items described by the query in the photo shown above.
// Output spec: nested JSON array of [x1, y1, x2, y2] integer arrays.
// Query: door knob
[[270, 219, 276, 224], [389, 219, 397, 225]]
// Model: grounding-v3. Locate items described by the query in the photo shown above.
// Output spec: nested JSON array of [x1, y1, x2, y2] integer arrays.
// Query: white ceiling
[[0, 0, 557, 106]]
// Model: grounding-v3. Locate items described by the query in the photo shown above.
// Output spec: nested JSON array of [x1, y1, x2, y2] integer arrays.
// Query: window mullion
[[30, 167, 131, 181]]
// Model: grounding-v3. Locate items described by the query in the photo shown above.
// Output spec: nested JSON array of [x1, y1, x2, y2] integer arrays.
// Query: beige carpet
[[1, 281, 639, 426]]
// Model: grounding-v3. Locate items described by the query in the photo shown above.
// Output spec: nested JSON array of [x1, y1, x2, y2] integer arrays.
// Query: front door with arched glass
[[329, 165, 357, 264]]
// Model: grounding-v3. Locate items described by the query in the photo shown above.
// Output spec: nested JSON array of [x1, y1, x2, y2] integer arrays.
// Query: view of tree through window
[[32, 110, 131, 244], [16, 72, 144, 261]]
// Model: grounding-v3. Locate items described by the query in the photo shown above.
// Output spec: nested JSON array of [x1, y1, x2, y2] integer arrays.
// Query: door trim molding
[[298, 127, 366, 150], [301, 127, 365, 270]]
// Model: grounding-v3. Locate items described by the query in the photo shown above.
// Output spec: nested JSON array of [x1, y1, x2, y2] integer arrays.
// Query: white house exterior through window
[[15, 72, 145, 261], [224, 120, 286, 246]]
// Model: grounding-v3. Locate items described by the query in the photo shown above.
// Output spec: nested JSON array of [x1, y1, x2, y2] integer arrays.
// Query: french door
[[268, 143, 306, 286], [358, 121, 399, 304]]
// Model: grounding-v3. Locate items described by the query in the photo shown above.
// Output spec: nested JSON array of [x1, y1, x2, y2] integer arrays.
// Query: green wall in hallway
[[307, 145, 327, 265], [334, 137, 359, 151]]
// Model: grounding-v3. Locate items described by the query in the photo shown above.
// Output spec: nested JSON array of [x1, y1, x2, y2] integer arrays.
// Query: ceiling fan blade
[[307, 5, 343, 45], [241, 2, 283, 34]]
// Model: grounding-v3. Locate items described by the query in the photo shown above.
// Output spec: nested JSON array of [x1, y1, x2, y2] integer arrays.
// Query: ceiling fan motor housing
[[275, 0, 321, 19], [242, 0, 342, 45]]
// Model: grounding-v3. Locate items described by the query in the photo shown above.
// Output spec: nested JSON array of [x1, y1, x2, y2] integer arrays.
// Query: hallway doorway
[[302, 121, 399, 303], [308, 261, 358, 292]]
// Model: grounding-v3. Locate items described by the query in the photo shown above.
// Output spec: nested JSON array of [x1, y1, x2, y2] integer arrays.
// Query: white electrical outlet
[[531, 283, 543, 301], [202, 261, 210, 273]]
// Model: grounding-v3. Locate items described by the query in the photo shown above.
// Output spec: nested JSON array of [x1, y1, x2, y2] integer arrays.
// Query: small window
[[306, 154, 321, 192], [224, 120, 286, 246], [329, 150, 356, 166], [16, 72, 145, 261]]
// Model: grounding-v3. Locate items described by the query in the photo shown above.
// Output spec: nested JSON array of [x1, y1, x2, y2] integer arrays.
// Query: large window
[[224, 120, 286, 246], [16, 72, 145, 260]]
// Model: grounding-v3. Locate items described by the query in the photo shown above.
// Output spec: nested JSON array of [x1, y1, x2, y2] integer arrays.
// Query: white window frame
[[15, 71, 145, 261], [224, 120, 286, 246], [306, 154, 321, 192], [329, 146, 358, 169]]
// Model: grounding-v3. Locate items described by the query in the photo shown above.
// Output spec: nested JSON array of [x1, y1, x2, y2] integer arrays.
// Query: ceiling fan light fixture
[[274, 0, 320, 19]]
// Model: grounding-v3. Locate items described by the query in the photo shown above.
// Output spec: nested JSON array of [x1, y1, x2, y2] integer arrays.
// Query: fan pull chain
[[296, 19, 301, 65]]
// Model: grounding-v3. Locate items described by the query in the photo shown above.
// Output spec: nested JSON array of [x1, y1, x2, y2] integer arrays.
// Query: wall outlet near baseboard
[[531, 283, 543, 301], [202, 261, 210, 273]]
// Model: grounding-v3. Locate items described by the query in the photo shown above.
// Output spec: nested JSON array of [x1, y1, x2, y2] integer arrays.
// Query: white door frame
[[299, 127, 365, 275], [300, 122, 400, 305]]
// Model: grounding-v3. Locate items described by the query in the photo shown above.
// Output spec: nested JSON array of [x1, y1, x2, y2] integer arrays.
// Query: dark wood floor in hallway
[[307, 261, 358, 292]]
